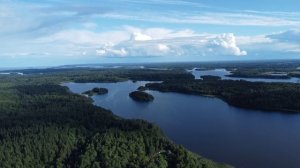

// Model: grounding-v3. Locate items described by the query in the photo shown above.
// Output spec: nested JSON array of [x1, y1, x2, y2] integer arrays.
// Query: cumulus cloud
[[125, 27, 196, 40], [209, 33, 247, 56], [1, 0, 300, 66], [96, 48, 128, 57], [94, 29, 247, 57], [96, 43, 128, 57], [157, 44, 170, 52], [131, 32, 152, 41]]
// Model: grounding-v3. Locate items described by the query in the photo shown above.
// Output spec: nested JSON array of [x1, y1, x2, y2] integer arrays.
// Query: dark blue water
[[190, 68, 300, 83], [64, 81, 300, 168]]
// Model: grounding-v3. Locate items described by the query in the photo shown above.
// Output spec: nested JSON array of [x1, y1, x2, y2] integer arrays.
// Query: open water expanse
[[64, 79, 300, 168]]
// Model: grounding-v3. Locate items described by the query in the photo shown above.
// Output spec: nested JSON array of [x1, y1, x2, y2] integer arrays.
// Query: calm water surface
[[64, 81, 300, 168], [190, 68, 300, 83]]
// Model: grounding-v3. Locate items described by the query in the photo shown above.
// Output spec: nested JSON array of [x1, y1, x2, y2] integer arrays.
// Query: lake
[[190, 68, 300, 83], [63, 81, 300, 168]]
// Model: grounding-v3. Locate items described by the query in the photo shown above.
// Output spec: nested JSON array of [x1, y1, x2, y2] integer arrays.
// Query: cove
[[63, 81, 300, 168]]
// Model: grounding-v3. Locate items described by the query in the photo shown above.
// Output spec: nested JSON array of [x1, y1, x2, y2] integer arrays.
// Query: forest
[[83, 88, 108, 96], [1, 61, 300, 167], [146, 78, 300, 113], [129, 91, 155, 102], [0, 70, 231, 168]]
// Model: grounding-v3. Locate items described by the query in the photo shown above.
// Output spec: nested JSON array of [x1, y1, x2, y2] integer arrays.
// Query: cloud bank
[[267, 29, 300, 43], [0, 0, 299, 65], [92, 28, 247, 57]]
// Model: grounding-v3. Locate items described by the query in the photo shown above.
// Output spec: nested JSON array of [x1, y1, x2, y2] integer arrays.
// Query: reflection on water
[[64, 81, 300, 168]]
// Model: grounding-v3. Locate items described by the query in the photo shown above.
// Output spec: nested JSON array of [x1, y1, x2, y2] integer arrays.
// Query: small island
[[137, 86, 147, 91], [82, 87, 108, 96], [129, 91, 154, 102]]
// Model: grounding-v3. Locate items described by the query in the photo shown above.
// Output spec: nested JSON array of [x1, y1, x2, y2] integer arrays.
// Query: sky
[[0, 0, 300, 67]]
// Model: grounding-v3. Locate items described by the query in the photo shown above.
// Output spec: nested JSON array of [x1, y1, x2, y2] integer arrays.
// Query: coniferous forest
[[0, 69, 232, 168], [1, 63, 300, 167]]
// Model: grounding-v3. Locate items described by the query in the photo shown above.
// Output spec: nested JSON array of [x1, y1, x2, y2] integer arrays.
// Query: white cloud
[[96, 43, 128, 57], [237, 30, 300, 55], [7, 25, 300, 59], [267, 29, 300, 43], [157, 44, 170, 52], [209, 33, 247, 56], [96, 48, 128, 57], [36, 29, 130, 45], [142, 28, 196, 40], [2, 9, 298, 60], [131, 32, 152, 41], [236, 35, 273, 45], [289, 49, 300, 53], [101, 11, 300, 27], [1, 0, 300, 65], [94, 28, 247, 57]]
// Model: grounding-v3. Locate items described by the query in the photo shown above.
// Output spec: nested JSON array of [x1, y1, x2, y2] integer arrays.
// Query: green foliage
[[201, 75, 221, 81], [129, 91, 154, 102], [83, 88, 108, 96], [146, 79, 300, 113], [0, 71, 231, 168]]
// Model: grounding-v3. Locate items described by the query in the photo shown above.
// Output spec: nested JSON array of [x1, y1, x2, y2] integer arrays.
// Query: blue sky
[[0, 0, 300, 67]]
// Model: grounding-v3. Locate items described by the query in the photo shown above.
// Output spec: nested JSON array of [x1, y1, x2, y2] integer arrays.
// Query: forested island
[[83, 87, 108, 96], [130, 91, 154, 102]]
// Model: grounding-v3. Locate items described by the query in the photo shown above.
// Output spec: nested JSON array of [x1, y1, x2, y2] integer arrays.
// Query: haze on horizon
[[0, 0, 300, 67]]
